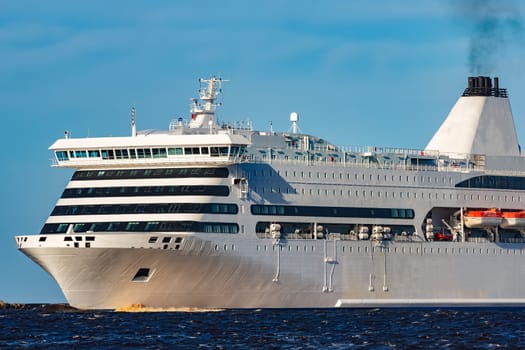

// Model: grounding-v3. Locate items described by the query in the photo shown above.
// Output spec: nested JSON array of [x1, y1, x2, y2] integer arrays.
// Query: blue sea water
[[1, 306, 525, 349]]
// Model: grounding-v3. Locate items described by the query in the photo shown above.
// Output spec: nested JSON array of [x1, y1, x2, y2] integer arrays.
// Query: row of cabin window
[[55, 146, 247, 161], [51, 203, 238, 216], [41, 221, 239, 234], [342, 246, 525, 255], [72, 167, 229, 180], [254, 186, 523, 202], [251, 168, 454, 185], [456, 175, 525, 190], [61, 185, 230, 198], [51, 203, 239, 216], [255, 244, 525, 255], [251, 205, 414, 219]]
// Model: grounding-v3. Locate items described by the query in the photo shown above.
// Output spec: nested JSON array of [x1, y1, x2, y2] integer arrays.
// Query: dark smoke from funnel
[[455, 0, 523, 75]]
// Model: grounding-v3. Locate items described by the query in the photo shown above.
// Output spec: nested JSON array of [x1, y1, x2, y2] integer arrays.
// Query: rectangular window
[[220, 147, 229, 156], [101, 150, 115, 159], [88, 150, 100, 158], [56, 151, 69, 161], [145, 222, 160, 231], [125, 222, 141, 231], [152, 148, 167, 158], [115, 149, 129, 159]]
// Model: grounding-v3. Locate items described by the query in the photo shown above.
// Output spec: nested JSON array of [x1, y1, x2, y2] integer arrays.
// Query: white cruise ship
[[15, 76, 525, 309]]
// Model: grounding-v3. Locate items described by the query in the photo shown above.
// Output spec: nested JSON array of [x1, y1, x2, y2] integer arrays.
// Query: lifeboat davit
[[463, 208, 502, 228], [500, 210, 525, 228]]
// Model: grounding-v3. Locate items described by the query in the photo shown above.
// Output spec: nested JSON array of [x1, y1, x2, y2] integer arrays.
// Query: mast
[[189, 76, 228, 129], [131, 106, 137, 137]]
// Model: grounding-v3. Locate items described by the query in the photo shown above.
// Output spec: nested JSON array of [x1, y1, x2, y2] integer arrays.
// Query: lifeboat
[[500, 210, 525, 228], [463, 208, 502, 228]]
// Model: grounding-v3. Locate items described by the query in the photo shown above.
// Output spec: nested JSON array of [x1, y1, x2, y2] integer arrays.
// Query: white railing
[[169, 119, 254, 134], [51, 151, 525, 177], [248, 155, 481, 174]]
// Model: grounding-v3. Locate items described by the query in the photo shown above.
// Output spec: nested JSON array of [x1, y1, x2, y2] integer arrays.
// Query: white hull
[[17, 233, 525, 309]]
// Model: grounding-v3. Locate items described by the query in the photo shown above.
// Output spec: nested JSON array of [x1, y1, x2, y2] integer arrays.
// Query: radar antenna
[[288, 112, 302, 134]]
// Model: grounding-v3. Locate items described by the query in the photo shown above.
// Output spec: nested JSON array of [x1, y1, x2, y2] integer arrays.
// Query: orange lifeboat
[[463, 208, 502, 228], [500, 210, 525, 228]]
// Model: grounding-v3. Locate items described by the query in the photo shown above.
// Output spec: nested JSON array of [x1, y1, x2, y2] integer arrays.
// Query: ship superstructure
[[15, 76, 525, 309]]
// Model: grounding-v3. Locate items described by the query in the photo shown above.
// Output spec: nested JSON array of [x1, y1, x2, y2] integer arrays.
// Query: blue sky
[[2, 0, 525, 303]]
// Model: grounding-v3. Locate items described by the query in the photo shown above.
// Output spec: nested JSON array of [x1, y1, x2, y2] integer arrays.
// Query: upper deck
[[48, 75, 525, 176], [49, 123, 484, 173], [50, 129, 251, 168]]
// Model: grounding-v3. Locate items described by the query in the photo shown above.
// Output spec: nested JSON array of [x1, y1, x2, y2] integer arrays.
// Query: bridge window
[[101, 150, 114, 159], [115, 149, 129, 159], [152, 148, 167, 158], [168, 147, 183, 155], [55, 151, 69, 161]]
